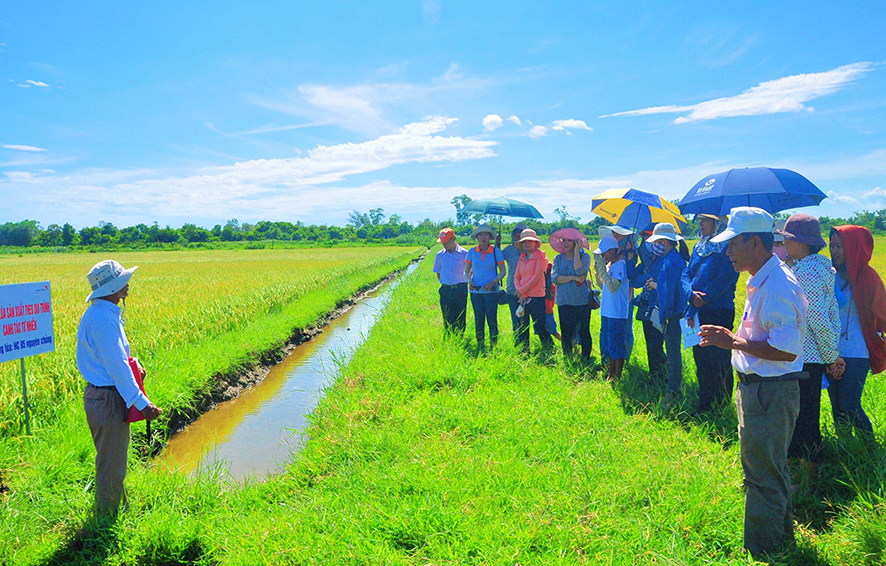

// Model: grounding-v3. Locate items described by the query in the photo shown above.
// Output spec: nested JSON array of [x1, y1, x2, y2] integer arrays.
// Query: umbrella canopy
[[462, 197, 544, 219], [591, 188, 688, 233], [549, 228, 590, 254], [680, 167, 827, 216]]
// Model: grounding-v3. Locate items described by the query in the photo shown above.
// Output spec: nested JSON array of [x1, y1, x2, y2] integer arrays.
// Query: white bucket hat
[[85, 260, 138, 303], [645, 222, 684, 244], [598, 225, 633, 238], [710, 207, 774, 244]]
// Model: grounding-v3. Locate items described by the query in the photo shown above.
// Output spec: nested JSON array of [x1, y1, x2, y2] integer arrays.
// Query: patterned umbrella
[[591, 188, 688, 233]]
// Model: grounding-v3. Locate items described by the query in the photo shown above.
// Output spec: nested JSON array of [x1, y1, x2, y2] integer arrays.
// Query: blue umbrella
[[680, 167, 827, 216], [462, 197, 544, 219]]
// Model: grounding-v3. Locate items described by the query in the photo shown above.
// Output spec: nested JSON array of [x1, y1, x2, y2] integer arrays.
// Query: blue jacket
[[657, 248, 687, 322], [681, 242, 739, 318], [628, 243, 663, 316]]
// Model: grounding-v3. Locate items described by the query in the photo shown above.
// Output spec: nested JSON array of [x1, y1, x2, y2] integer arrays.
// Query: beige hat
[[516, 228, 541, 244], [85, 259, 138, 303], [470, 224, 498, 239], [646, 223, 684, 244]]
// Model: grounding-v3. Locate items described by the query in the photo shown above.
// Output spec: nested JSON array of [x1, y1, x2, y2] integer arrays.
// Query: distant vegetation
[[2, 199, 884, 252]]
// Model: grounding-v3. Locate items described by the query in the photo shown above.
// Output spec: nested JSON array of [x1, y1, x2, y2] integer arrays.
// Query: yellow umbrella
[[591, 188, 688, 233]]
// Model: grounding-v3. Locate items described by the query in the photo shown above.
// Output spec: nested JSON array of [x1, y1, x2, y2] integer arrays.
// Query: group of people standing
[[433, 207, 886, 559]]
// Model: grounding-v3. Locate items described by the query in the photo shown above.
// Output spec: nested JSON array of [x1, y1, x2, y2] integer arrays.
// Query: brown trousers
[[84, 385, 130, 516]]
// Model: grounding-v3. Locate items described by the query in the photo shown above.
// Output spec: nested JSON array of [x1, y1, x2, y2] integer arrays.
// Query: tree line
[[2, 200, 884, 250]]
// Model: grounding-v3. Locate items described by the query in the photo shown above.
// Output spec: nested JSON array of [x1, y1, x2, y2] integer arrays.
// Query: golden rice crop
[[0, 246, 422, 435]]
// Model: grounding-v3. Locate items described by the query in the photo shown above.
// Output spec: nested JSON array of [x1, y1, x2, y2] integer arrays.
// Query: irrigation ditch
[[142, 251, 427, 479]]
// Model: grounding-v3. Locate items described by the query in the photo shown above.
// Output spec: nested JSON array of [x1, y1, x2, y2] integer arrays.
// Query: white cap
[[598, 224, 633, 238], [710, 207, 774, 244], [85, 260, 138, 303], [645, 222, 684, 244], [593, 236, 619, 255]]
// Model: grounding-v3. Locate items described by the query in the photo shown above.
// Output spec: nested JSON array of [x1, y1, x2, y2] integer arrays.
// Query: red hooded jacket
[[832, 225, 886, 374]]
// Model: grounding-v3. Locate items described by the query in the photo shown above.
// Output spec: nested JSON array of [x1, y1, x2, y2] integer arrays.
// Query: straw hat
[[85, 260, 138, 303], [470, 224, 498, 239], [516, 228, 541, 244], [645, 223, 684, 244]]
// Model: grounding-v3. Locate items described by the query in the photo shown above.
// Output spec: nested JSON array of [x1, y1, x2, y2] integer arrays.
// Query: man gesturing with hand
[[698, 207, 807, 559]]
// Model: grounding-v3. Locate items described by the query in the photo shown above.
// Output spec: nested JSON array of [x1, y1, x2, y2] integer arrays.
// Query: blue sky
[[2, 1, 884, 228]]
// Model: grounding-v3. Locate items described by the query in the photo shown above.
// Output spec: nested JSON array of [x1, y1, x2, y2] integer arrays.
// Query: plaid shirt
[[791, 254, 841, 364]]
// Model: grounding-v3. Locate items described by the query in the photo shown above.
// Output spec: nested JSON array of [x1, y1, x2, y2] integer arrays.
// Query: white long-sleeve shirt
[[733, 255, 807, 377], [76, 300, 149, 410]]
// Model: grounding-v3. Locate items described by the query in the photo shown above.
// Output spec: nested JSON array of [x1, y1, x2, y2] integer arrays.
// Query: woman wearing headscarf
[[778, 215, 840, 466], [551, 228, 593, 362], [827, 225, 886, 441], [514, 229, 554, 354], [681, 214, 740, 414], [644, 223, 688, 410]]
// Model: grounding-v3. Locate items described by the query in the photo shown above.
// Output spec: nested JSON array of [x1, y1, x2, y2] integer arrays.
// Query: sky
[[1, 1, 885, 229]]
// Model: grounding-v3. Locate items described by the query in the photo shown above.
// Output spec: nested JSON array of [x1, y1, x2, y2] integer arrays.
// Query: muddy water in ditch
[[157, 263, 418, 481]]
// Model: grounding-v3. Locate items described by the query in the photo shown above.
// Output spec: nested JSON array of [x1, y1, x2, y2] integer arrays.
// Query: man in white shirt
[[698, 207, 807, 559], [77, 260, 162, 517]]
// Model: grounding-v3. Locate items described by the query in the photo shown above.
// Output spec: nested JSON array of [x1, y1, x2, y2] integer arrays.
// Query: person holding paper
[[643, 223, 688, 411], [77, 260, 162, 517], [682, 213, 740, 414]]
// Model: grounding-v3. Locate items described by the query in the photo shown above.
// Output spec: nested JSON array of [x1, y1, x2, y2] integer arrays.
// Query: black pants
[[642, 319, 667, 382], [693, 308, 735, 412], [438, 283, 468, 333], [559, 303, 592, 359], [788, 363, 826, 462], [516, 296, 553, 353], [470, 292, 499, 346]]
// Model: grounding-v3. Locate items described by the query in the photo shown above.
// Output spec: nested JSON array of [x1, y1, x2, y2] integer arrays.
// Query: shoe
[[660, 391, 681, 411]]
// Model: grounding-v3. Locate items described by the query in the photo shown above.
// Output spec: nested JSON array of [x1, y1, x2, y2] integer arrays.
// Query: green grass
[[1, 242, 885, 564]]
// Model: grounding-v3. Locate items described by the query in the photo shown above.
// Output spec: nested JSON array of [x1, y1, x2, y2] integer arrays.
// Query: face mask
[[652, 242, 667, 256], [773, 246, 788, 261]]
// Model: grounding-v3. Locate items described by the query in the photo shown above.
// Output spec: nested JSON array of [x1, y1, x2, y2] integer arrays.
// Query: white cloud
[[248, 65, 491, 135], [0, 117, 497, 225], [528, 125, 548, 139], [866, 187, 886, 198], [603, 62, 874, 124], [25, 80, 50, 87], [482, 114, 503, 132], [552, 119, 592, 134], [16, 84, 31, 88], [508, 115, 521, 125], [827, 191, 861, 205], [2, 144, 47, 152]]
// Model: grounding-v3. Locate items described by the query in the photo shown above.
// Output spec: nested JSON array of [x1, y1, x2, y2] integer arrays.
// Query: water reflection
[[157, 263, 417, 481]]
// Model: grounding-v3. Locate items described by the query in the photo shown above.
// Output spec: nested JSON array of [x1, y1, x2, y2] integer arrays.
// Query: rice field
[[0, 246, 423, 436]]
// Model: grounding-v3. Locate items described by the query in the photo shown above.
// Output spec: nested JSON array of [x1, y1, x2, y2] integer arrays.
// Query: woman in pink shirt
[[514, 229, 554, 354]]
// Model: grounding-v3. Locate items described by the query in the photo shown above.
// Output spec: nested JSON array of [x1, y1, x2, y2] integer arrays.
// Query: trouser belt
[[86, 383, 117, 390], [737, 371, 809, 384], [440, 282, 467, 289]]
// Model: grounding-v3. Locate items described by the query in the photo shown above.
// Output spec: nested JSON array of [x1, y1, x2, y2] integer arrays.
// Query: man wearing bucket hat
[[501, 222, 529, 333], [77, 260, 162, 517], [698, 207, 807, 558], [779, 214, 840, 470], [433, 228, 469, 334], [682, 213, 740, 414], [465, 224, 506, 351], [643, 223, 688, 410]]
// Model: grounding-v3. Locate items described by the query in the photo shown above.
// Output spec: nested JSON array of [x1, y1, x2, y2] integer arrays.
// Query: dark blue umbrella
[[462, 197, 544, 219], [680, 167, 827, 216]]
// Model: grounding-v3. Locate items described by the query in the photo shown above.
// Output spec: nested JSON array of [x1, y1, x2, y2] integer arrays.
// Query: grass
[[1, 240, 884, 564]]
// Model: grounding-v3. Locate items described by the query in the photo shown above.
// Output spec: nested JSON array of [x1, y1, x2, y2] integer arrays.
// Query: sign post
[[1, 281, 54, 435]]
